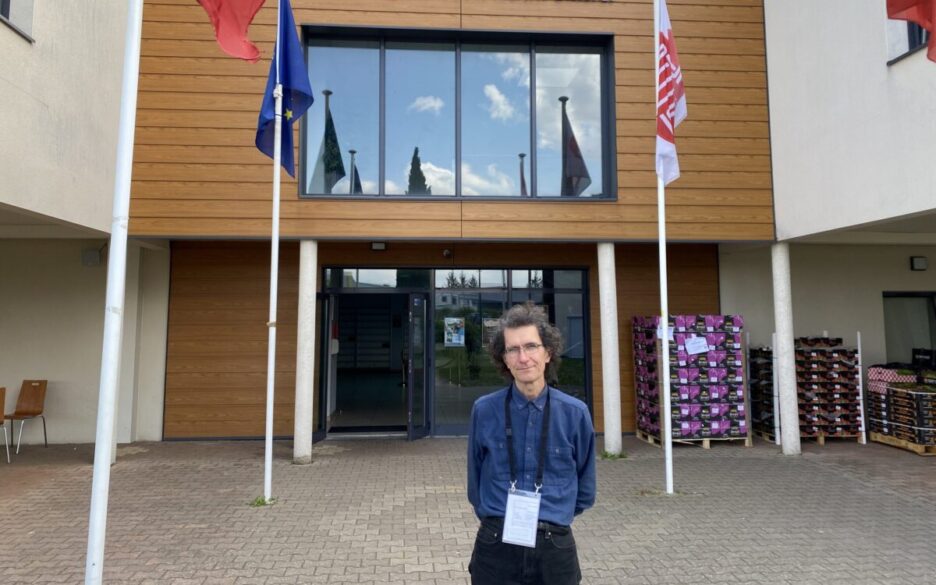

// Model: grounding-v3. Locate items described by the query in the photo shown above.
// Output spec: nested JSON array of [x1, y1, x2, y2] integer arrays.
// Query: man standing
[[467, 303, 596, 585]]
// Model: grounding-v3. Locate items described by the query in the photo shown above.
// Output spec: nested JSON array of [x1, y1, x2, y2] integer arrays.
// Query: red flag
[[887, 0, 936, 62], [560, 99, 592, 197], [198, 0, 266, 62], [655, 0, 687, 186]]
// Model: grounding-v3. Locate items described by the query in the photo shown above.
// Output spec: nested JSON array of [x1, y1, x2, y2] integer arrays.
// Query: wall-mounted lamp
[[910, 256, 928, 271], [370, 242, 387, 251]]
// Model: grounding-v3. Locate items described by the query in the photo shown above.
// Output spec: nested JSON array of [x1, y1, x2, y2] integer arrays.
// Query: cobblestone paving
[[1, 436, 934, 584]]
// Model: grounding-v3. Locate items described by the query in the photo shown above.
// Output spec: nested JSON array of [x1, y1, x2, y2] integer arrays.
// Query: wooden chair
[[0, 387, 9, 463], [4, 380, 48, 454]]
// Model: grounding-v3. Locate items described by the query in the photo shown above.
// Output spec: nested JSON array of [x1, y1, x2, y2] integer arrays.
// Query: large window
[[302, 29, 613, 199], [1, 0, 34, 40]]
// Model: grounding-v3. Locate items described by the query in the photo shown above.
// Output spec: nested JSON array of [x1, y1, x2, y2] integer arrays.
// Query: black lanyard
[[504, 385, 551, 493]]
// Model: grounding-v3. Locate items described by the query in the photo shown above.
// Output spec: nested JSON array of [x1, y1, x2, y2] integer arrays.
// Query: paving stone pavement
[[1, 435, 934, 584]]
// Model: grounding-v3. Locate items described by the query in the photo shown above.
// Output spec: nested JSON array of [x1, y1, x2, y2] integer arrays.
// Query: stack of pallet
[[867, 365, 936, 455], [632, 315, 751, 448], [795, 338, 864, 444]]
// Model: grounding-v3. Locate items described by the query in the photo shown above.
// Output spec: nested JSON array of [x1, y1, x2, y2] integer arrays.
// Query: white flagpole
[[654, 0, 675, 496], [264, 0, 284, 502], [84, 1, 144, 583]]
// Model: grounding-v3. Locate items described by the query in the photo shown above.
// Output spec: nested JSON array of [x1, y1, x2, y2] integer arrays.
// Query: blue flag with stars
[[255, 0, 313, 177]]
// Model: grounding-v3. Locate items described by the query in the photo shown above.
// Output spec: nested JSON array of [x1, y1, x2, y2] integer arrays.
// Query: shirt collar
[[511, 383, 549, 411]]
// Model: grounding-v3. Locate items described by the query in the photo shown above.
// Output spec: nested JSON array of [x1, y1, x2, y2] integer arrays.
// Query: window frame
[[0, 0, 35, 43], [887, 22, 930, 65], [299, 25, 617, 201]]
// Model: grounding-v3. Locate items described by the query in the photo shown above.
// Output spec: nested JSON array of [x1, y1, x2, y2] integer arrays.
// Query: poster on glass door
[[444, 317, 466, 347]]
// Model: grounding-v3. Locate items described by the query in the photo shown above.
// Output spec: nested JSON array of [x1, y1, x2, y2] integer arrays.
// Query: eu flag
[[255, 0, 314, 177]]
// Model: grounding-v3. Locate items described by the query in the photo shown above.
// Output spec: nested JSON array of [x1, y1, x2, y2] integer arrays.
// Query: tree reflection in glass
[[386, 42, 456, 196]]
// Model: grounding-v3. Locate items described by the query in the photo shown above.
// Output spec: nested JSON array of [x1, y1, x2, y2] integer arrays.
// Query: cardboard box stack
[[867, 360, 936, 450], [795, 337, 863, 439], [632, 315, 749, 442]]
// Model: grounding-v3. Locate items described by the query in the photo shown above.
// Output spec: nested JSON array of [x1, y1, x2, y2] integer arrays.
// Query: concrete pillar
[[771, 242, 801, 455], [597, 243, 622, 454], [294, 240, 318, 464]]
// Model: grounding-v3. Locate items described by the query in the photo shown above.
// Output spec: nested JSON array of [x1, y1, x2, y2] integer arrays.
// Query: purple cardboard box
[[673, 403, 703, 420], [723, 315, 744, 332], [673, 367, 700, 384], [675, 350, 701, 367], [673, 315, 698, 332], [705, 367, 727, 384], [702, 315, 725, 332], [726, 350, 744, 366], [706, 350, 727, 367], [705, 332, 726, 350], [676, 420, 703, 438], [673, 384, 701, 402]]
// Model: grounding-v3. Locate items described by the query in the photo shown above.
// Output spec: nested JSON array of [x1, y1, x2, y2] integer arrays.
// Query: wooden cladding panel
[[163, 241, 301, 438], [132, 0, 772, 241]]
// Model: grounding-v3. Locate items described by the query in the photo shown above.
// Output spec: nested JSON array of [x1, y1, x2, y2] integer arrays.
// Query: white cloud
[[487, 53, 531, 88], [384, 179, 403, 195], [419, 161, 455, 195], [483, 84, 515, 121], [461, 162, 514, 196], [407, 95, 445, 115]]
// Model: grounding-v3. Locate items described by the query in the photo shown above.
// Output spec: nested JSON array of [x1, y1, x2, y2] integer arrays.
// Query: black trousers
[[469, 517, 582, 585]]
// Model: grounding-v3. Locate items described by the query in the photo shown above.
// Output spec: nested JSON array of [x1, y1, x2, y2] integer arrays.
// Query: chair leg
[[16, 419, 25, 455], [2, 423, 9, 464], [41, 415, 47, 447]]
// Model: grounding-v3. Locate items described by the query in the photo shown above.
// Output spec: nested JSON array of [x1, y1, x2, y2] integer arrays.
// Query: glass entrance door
[[407, 293, 430, 440]]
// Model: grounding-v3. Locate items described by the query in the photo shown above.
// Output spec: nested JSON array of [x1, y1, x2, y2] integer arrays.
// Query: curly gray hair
[[488, 302, 563, 383]]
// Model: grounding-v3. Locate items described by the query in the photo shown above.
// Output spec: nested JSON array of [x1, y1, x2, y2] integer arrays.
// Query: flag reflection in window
[[305, 39, 379, 195]]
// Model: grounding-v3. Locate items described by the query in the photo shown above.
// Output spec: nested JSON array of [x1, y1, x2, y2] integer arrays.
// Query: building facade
[[126, 0, 772, 445]]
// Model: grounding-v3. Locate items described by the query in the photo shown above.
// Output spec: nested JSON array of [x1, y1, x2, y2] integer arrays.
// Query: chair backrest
[[0, 387, 5, 417], [15, 380, 47, 416]]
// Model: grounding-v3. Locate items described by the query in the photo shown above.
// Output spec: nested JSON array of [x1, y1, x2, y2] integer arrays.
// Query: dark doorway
[[328, 293, 409, 432]]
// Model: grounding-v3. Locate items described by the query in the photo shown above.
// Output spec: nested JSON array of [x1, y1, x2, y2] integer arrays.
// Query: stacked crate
[[748, 347, 775, 438], [795, 338, 864, 442], [632, 315, 751, 447], [867, 365, 936, 455]]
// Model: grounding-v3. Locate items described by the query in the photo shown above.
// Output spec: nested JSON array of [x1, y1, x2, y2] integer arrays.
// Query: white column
[[294, 240, 318, 464], [771, 242, 801, 455], [597, 243, 622, 455]]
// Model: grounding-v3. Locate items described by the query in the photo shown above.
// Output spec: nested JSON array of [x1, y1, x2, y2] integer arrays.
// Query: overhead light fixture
[[370, 242, 387, 251], [910, 256, 928, 271]]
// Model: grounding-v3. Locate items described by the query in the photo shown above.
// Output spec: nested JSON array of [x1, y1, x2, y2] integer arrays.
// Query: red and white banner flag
[[655, 0, 687, 185]]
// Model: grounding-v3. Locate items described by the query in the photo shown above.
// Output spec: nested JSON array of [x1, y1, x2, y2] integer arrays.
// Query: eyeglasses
[[504, 343, 544, 358]]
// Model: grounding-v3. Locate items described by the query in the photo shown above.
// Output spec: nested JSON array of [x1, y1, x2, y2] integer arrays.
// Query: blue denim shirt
[[467, 384, 596, 526]]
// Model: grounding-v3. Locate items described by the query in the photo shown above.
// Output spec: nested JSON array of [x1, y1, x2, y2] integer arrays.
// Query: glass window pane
[[436, 269, 480, 289], [480, 269, 506, 288], [545, 269, 583, 289], [461, 44, 531, 197], [357, 269, 398, 288], [550, 292, 587, 401], [306, 40, 380, 195], [535, 47, 603, 198], [434, 291, 507, 429], [511, 270, 529, 288], [386, 42, 456, 196], [341, 270, 358, 288], [397, 269, 431, 288]]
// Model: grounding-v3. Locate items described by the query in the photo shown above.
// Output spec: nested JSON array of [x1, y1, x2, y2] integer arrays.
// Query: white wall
[[0, 1, 126, 231], [0, 239, 169, 445], [764, 1, 936, 239], [720, 244, 936, 368]]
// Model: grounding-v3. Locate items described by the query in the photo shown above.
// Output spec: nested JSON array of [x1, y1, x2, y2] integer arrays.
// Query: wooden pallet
[[869, 432, 936, 456], [755, 430, 865, 446], [635, 430, 752, 449]]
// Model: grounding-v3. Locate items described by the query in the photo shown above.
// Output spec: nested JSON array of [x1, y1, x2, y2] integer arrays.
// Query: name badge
[[502, 488, 541, 548]]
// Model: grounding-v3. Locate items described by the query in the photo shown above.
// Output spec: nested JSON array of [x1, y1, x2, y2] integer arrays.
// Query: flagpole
[[263, 0, 284, 503], [654, 0, 675, 496], [519, 153, 526, 197], [559, 96, 569, 196], [84, 1, 144, 583], [349, 149, 356, 195]]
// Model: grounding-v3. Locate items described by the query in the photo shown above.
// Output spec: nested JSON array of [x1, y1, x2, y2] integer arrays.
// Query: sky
[[304, 40, 604, 197]]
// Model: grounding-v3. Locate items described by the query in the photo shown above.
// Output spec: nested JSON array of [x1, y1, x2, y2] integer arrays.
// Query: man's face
[[503, 325, 551, 392]]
